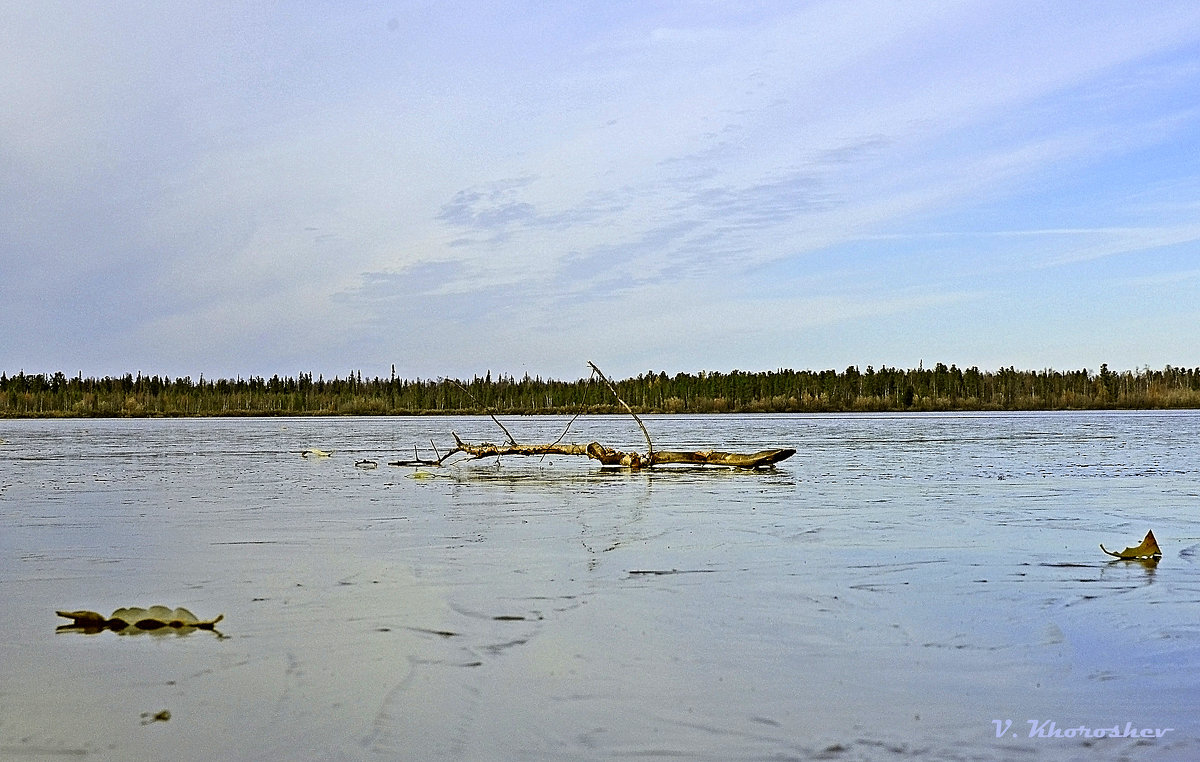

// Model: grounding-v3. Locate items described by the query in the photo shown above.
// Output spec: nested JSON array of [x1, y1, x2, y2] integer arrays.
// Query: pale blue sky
[[3, 2, 1200, 381]]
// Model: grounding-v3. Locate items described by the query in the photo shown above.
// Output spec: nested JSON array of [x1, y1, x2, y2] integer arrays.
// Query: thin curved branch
[[447, 378, 517, 445], [541, 409, 584, 462], [588, 361, 654, 458]]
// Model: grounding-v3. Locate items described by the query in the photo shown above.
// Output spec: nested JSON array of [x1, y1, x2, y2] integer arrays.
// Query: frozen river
[[2, 412, 1199, 760]]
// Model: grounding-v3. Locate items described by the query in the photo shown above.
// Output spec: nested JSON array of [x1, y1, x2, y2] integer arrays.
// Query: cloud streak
[[4, 2, 1200, 379]]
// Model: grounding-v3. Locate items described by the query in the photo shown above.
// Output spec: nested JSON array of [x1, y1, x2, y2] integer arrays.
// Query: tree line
[[3, 364, 1200, 418]]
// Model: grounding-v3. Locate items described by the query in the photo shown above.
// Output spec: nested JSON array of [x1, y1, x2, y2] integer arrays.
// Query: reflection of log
[[386, 362, 796, 471]]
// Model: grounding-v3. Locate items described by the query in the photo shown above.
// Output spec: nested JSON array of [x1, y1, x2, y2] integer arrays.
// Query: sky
[[3, 1, 1200, 382]]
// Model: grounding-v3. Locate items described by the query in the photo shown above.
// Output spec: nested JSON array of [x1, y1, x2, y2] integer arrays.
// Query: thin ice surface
[[1, 413, 1198, 760]]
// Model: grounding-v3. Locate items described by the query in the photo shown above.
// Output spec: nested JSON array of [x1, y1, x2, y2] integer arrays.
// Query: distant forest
[[4, 363, 1200, 418]]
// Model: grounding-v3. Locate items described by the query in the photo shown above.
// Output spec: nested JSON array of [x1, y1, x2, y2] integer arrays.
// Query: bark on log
[[649, 448, 796, 468]]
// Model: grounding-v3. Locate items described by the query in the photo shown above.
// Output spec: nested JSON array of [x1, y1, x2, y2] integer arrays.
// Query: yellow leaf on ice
[[1101, 529, 1162, 559], [56, 606, 224, 633]]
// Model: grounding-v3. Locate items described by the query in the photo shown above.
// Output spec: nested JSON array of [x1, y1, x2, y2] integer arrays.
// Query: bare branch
[[549, 410, 582, 447], [588, 361, 654, 458], [541, 410, 584, 462], [447, 378, 517, 445]]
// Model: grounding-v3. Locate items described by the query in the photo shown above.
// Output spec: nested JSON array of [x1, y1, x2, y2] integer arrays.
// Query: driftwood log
[[389, 434, 794, 469], [387, 363, 795, 471]]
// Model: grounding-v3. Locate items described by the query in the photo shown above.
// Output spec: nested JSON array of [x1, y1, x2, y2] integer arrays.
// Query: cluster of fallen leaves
[[1101, 530, 1162, 560], [56, 606, 223, 634]]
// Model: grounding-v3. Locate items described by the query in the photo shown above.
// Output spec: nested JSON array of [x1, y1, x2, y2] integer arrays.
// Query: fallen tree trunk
[[388, 434, 794, 469], [387, 363, 796, 471], [647, 448, 796, 468]]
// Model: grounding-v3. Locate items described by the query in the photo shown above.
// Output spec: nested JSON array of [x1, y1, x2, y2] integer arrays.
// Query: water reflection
[[1106, 555, 1160, 575], [56, 622, 225, 638]]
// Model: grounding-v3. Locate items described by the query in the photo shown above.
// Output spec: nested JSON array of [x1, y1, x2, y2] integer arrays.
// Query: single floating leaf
[[56, 606, 224, 633], [1101, 529, 1162, 559], [140, 710, 171, 725]]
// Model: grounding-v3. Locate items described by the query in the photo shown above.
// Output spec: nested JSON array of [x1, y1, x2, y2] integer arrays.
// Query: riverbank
[[5, 365, 1200, 418]]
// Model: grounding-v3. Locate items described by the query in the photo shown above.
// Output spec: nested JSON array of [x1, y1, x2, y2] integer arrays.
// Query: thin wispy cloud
[[3, 2, 1199, 379]]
